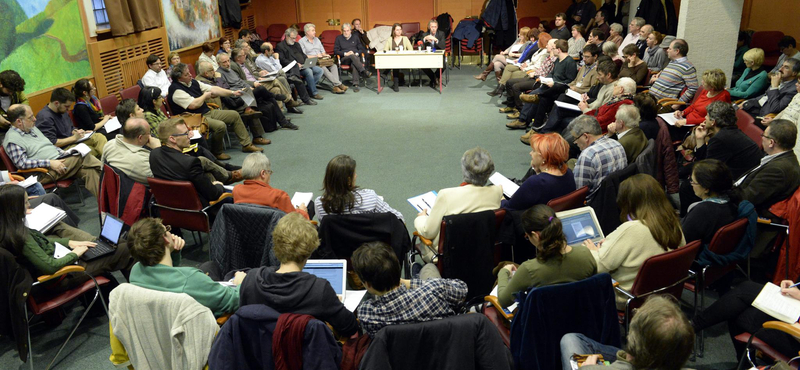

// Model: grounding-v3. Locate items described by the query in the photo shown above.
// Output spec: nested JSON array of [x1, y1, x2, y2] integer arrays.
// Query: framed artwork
[[162, 0, 221, 51]]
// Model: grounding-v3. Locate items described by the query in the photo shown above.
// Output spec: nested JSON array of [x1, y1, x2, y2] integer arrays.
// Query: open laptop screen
[[100, 214, 124, 245], [303, 260, 346, 296], [558, 208, 603, 246]]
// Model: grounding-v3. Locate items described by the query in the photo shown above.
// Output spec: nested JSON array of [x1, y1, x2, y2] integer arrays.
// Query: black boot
[[392, 78, 400, 92], [487, 84, 505, 97]]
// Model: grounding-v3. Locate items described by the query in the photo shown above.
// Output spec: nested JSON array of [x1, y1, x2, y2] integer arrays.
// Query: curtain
[[105, 0, 163, 37]]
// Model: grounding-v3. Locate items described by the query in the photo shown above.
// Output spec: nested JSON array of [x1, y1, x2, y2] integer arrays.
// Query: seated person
[[501, 133, 576, 211], [149, 117, 238, 206], [334, 23, 371, 92], [770, 36, 800, 74], [619, 44, 648, 86], [71, 79, 114, 139], [36, 88, 106, 158], [729, 48, 769, 100], [127, 217, 243, 317], [138, 86, 168, 135], [383, 23, 414, 92], [648, 39, 699, 106], [672, 68, 731, 140], [733, 31, 750, 80], [496, 205, 596, 308], [420, 20, 446, 87], [601, 41, 623, 67], [256, 42, 313, 105], [197, 41, 219, 71], [238, 212, 359, 336], [606, 104, 648, 163], [233, 153, 309, 219], [352, 18, 370, 49], [0, 184, 134, 282], [0, 70, 28, 142], [607, 23, 623, 48], [560, 295, 694, 370], [488, 30, 545, 97], [3, 104, 102, 198], [734, 119, 800, 218], [314, 154, 404, 222], [276, 27, 325, 100], [583, 76, 636, 131], [760, 80, 800, 138], [102, 116, 161, 184], [231, 42, 300, 112], [567, 24, 587, 59], [633, 91, 661, 140], [0, 171, 46, 196], [682, 159, 739, 245], [414, 147, 503, 260], [141, 54, 171, 97], [569, 115, 628, 197], [300, 23, 347, 94], [693, 280, 800, 361], [583, 174, 686, 309], [475, 27, 532, 81], [167, 63, 264, 157], [548, 13, 570, 41], [740, 58, 799, 123], [218, 37, 232, 55], [642, 31, 667, 72], [352, 241, 467, 335], [586, 28, 606, 50]]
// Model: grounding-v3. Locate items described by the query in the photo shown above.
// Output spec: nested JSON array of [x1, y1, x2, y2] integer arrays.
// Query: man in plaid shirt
[[569, 115, 627, 197], [352, 242, 468, 336], [2, 104, 102, 197]]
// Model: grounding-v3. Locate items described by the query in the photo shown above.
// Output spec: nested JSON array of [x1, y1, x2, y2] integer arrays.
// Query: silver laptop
[[303, 259, 347, 302], [556, 206, 605, 247], [302, 57, 318, 69]]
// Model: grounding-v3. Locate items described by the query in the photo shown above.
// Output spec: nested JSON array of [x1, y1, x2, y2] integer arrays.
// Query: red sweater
[[232, 180, 310, 219], [585, 99, 633, 133], [682, 89, 731, 126]]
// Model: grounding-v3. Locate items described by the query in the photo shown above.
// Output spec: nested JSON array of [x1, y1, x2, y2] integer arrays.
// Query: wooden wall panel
[[253, 0, 298, 27], [368, 0, 433, 28], [87, 28, 168, 99]]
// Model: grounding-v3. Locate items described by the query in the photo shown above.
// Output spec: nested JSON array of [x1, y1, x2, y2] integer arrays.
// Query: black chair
[[587, 163, 639, 234], [209, 203, 286, 273]]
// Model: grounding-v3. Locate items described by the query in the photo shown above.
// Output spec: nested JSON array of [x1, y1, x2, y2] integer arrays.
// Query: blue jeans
[[559, 333, 620, 370], [26, 182, 47, 196], [300, 66, 324, 95]]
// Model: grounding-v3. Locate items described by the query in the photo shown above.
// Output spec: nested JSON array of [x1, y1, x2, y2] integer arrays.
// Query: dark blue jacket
[[452, 19, 482, 48], [696, 200, 757, 266]]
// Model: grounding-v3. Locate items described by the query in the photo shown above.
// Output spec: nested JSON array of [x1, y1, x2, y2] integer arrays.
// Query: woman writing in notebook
[[495, 205, 597, 309], [583, 174, 686, 309], [0, 184, 133, 285]]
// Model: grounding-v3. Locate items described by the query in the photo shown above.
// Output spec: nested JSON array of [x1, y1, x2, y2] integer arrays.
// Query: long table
[[374, 50, 445, 94]]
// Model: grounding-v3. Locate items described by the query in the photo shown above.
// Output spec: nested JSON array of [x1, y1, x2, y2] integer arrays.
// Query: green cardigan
[[128, 262, 240, 317], [21, 229, 78, 276]]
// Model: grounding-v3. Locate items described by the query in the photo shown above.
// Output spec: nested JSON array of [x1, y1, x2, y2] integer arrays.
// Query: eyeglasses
[[171, 132, 190, 137], [688, 178, 699, 186], [761, 133, 775, 141], [164, 225, 172, 233], [572, 132, 586, 145]]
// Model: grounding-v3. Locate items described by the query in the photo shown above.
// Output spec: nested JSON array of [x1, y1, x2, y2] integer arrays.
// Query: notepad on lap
[[408, 191, 437, 212], [291, 192, 313, 208], [26, 203, 67, 233], [658, 113, 680, 126], [57, 143, 91, 158], [566, 89, 584, 102], [75, 131, 97, 144], [105, 116, 122, 133], [489, 172, 519, 198], [752, 282, 800, 324], [555, 100, 582, 111]]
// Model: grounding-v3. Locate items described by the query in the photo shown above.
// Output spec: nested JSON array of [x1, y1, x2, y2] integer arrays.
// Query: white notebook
[[658, 113, 680, 126], [489, 172, 519, 198], [291, 192, 313, 208], [752, 282, 800, 324], [407, 191, 437, 212], [26, 203, 67, 233]]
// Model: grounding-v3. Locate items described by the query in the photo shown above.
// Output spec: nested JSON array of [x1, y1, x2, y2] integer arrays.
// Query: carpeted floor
[[0, 67, 740, 369]]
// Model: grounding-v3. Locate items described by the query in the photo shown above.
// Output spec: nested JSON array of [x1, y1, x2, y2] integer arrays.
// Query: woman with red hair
[[501, 133, 577, 211]]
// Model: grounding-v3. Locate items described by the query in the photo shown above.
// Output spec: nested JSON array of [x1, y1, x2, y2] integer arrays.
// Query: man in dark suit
[[607, 105, 647, 164], [741, 58, 800, 125], [735, 119, 800, 218], [149, 117, 232, 207], [420, 20, 447, 88]]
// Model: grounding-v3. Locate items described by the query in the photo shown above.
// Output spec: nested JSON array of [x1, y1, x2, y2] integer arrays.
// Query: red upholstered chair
[[547, 186, 589, 212], [734, 321, 800, 368], [99, 95, 118, 116], [119, 85, 141, 102], [186, 63, 196, 78], [685, 218, 750, 355], [453, 19, 484, 69], [147, 177, 232, 239], [401, 22, 420, 39], [267, 24, 287, 44], [0, 146, 83, 203], [751, 31, 785, 69], [518, 17, 540, 30], [616, 240, 702, 332], [319, 29, 341, 55], [255, 25, 268, 41], [297, 22, 310, 36], [736, 109, 764, 149], [99, 164, 152, 226]]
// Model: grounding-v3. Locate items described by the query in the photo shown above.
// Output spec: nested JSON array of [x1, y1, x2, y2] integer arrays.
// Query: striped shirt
[[4, 127, 65, 169], [649, 56, 698, 103], [314, 188, 404, 222], [574, 136, 628, 196]]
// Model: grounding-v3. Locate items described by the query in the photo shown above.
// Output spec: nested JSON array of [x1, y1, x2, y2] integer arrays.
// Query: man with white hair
[[569, 115, 627, 196], [334, 23, 370, 92], [636, 24, 654, 57], [276, 27, 325, 100], [232, 153, 309, 219], [582, 76, 637, 132], [617, 17, 645, 56], [607, 104, 647, 163], [299, 23, 347, 94]]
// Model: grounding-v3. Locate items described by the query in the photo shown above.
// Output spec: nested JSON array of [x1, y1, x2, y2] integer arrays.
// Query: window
[[92, 0, 110, 30]]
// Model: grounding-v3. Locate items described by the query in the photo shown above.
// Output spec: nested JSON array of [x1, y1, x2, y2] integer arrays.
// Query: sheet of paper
[[60, 143, 91, 158], [566, 89, 584, 102], [53, 242, 73, 259], [509, 44, 523, 53], [489, 172, 520, 198], [658, 113, 680, 126], [18, 176, 38, 188], [223, 185, 234, 192], [0, 170, 11, 183], [407, 191, 438, 213], [191, 130, 201, 140], [344, 290, 368, 312], [26, 203, 67, 233], [241, 90, 256, 107], [554, 100, 582, 112], [539, 77, 554, 85], [752, 282, 800, 324], [74, 131, 96, 144], [282, 60, 297, 72], [104, 116, 122, 133], [291, 192, 313, 208]]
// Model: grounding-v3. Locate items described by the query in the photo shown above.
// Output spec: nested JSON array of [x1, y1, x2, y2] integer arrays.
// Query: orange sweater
[[232, 180, 309, 219]]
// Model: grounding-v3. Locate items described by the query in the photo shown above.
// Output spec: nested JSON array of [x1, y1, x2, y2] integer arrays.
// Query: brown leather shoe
[[332, 85, 345, 94], [506, 120, 528, 129], [520, 129, 534, 145], [339, 84, 348, 91], [507, 111, 520, 119], [520, 94, 539, 104], [253, 138, 271, 145], [242, 144, 265, 152], [287, 100, 302, 108], [312, 94, 324, 100], [224, 170, 243, 185], [215, 153, 231, 160], [499, 106, 517, 113]]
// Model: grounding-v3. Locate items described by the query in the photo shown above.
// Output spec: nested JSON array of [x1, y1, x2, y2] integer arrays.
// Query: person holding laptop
[[238, 213, 359, 337], [496, 205, 597, 309], [582, 174, 685, 309], [0, 184, 134, 285], [126, 217, 243, 317]]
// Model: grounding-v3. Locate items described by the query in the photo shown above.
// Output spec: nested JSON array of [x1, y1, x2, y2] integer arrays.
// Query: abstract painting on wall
[[163, 0, 221, 51], [0, 0, 90, 94]]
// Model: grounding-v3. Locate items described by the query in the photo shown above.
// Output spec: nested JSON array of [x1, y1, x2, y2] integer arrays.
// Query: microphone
[[416, 40, 423, 50]]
